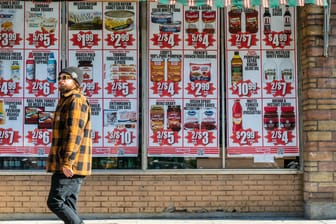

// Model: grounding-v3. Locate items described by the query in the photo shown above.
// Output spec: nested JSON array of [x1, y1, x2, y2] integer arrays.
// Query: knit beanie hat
[[59, 66, 83, 86]]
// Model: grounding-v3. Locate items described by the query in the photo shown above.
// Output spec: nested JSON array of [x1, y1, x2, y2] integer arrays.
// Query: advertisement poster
[[67, 1, 139, 157], [147, 2, 220, 157], [0, 1, 60, 158], [225, 6, 299, 158]]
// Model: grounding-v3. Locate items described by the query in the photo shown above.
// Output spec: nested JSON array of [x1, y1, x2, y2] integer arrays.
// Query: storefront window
[[0, 1, 300, 171]]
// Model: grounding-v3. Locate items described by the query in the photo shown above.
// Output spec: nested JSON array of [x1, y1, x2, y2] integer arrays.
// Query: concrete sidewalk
[[0, 219, 336, 224]]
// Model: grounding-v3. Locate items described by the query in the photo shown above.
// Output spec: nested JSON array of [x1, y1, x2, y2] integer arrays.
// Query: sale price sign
[[26, 129, 52, 146], [91, 131, 101, 144], [229, 33, 258, 49], [106, 128, 135, 146], [26, 31, 57, 48], [151, 33, 181, 49], [0, 80, 21, 97], [26, 80, 56, 97], [185, 129, 216, 146], [105, 81, 136, 97], [0, 128, 20, 145], [70, 31, 100, 49], [151, 129, 180, 146], [185, 81, 215, 97], [105, 32, 135, 49], [264, 80, 294, 97], [0, 31, 23, 48], [263, 32, 292, 48], [265, 129, 294, 145], [230, 80, 259, 97], [185, 33, 215, 49], [151, 81, 180, 97], [81, 80, 101, 97], [231, 128, 261, 146]]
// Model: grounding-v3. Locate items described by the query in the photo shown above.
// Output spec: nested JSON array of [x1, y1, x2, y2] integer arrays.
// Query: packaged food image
[[25, 107, 44, 124], [263, 106, 278, 130], [110, 64, 136, 80], [151, 12, 173, 24], [40, 17, 57, 33], [0, 100, 5, 125], [200, 108, 216, 130], [78, 61, 93, 81], [104, 10, 134, 32], [118, 111, 137, 122], [228, 7, 242, 34], [150, 57, 165, 82], [0, 11, 14, 31], [189, 63, 211, 82], [104, 110, 117, 127], [201, 10, 216, 23], [245, 8, 258, 33], [184, 108, 200, 130], [263, 62, 277, 82], [185, 10, 199, 23], [167, 58, 181, 82], [38, 111, 54, 129], [159, 21, 181, 33], [68, 11, 102, 30], [167, 105, 181, 132], [150, 105, 164, 132], [26, 12, 43, 29]]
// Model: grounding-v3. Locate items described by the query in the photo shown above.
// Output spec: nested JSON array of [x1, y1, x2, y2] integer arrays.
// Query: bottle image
[[47, 52, 57, 83], [0, 99, 5, 125], [263, 8, 271, 35], [26, 52, 36, 81], [10, 61, 20, 81], [232, 99, 242, 132], [283, 5, 291, 34], [231, 51, 243, 85]]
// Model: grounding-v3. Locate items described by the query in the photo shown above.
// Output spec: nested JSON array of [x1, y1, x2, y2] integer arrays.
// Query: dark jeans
[[47, 173, 85, 224]]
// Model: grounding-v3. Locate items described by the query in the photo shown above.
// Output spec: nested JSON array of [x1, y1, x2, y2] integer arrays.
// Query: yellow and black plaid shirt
[[46, 89, 92, 176]]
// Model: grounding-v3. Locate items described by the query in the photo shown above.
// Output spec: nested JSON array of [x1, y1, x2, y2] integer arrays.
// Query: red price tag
[[151, 129, 180, 145], [151, 32, 181, 49], [264, 80, 293, 97], [0, 31, 22, 48], [0, 80, 21, 96], [185, 32, 215, 49], [26, 129, 51, 146], [263, 32, 292, 48], [26, 31, 57, 48], [81, 80, 101, 97], [105, 81, 135, 97], [105, 32, 135, 48], [151, 81, 180, 97], [230, 80, 259, 97], [106, 128, 135, 146], [0, 128, 20, 145], [265, 129, 294, 145], [26, 80, 56, 97], [231, 128, 260, 146], [229, 32, 258, 49], [70, 31, 100, 49], [91, 131, 101, 144], [185, 81, 215, 97], [185, 129, 215, 146]]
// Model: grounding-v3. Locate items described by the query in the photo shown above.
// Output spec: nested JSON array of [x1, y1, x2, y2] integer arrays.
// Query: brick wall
[[0, 174, 303, 216], [299, 2, 336, 219]]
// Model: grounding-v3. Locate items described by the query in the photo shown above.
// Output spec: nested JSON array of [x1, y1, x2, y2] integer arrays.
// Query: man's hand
[[63, 166, 74, 178]]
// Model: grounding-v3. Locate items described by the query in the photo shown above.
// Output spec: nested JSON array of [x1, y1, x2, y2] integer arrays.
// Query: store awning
[[157, 0, 328, 7]]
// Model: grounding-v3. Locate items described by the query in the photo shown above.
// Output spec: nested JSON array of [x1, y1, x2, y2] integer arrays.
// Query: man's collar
[[61, 89, 80, 98]]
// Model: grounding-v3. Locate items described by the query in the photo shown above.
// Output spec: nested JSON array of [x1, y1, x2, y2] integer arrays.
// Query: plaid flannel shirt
[[46, 89, 92, 176]]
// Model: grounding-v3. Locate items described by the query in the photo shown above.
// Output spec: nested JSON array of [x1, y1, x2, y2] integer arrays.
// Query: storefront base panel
[[304, 202, 336, 219], [0, 173, 303, 217]]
